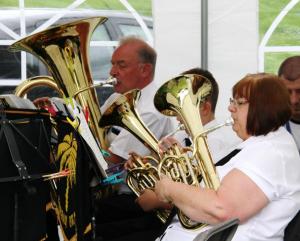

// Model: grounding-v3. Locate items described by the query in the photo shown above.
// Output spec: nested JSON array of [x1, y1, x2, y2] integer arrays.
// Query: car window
[[90, 46, 114, 80], [92, 24, 111, 41], [118, 24, 153, 39]]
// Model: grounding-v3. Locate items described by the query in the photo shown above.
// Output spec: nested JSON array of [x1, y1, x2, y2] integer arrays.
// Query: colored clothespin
[[66, 117, 80, 130], [100, 149, 110, 157], [84, 106, 89, 122], [64, 96, 75, 110], [101, 170, 124, 185], [45, 104, 57, 117]]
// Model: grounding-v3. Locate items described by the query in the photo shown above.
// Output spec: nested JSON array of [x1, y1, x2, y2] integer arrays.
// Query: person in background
[[278, 56, 300, 151], [94, 36, 177, 241], [154, 73, 300, 241]]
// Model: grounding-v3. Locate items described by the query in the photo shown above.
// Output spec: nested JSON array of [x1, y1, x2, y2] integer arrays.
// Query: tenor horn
[[98, 89, 171, 223], [10, 17, 108, 149], [99, 89, 159, 154], [154, 74, 219, 229]]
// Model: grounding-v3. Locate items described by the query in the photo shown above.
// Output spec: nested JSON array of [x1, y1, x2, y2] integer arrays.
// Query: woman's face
[[228, 97, 250, 140]]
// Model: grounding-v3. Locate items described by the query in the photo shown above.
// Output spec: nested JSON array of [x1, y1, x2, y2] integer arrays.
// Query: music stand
[[0, 107, 54, 241]]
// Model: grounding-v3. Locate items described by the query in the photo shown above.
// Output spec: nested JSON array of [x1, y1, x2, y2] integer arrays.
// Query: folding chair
[[193, 219, 239, 241]]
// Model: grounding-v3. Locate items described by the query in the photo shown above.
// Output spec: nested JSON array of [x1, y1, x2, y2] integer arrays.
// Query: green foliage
[[0, 0, 152, 16], [259, 0, 300, 74], [0, 0, 18, 7], [259, 0, 289, 39]]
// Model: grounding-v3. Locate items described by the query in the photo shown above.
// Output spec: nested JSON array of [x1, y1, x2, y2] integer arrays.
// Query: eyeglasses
[[229, 97, 248, 107]]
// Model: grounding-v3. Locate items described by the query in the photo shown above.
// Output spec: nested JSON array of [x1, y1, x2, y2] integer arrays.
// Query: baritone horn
[[10, 17, 109, 150], [154, 74, 219, 229]]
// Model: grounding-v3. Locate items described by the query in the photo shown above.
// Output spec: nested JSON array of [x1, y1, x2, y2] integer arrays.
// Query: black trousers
[[94, 193, 164, 241]]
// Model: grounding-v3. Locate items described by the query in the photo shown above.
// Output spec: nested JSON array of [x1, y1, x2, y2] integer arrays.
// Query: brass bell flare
[[11, 17, 108, 150]]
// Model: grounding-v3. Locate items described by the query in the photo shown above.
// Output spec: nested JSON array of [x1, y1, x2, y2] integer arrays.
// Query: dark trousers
[[94, 193, 163, 241]]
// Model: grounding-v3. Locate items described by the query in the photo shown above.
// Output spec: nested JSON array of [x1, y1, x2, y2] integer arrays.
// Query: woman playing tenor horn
[[155, 73, 300, 241]]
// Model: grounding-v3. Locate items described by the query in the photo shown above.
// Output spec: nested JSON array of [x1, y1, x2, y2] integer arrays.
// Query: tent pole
[[201, 0, 208, 69]]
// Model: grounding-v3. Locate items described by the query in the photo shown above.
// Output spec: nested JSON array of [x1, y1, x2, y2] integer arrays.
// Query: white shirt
[[158, 127, 300, 241], [287, 120, 300, 151], [108, 81, 177, 159], [102, 81, 177, 193], [174, 119, 241, 163]]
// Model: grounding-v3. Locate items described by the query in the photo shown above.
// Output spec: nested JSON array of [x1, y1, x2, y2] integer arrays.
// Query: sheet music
[[64, 99, 108, 178]]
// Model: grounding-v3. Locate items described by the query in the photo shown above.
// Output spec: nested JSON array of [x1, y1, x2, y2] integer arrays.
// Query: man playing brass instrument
[[94, 36, 177, 241]]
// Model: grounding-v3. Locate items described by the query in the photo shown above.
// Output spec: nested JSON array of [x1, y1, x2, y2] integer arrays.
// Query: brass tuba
[[10, 17, 108, 149], [154, 74, 220, 229]]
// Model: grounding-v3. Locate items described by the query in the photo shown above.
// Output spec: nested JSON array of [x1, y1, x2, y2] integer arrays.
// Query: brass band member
[[154, 73, 300, 241], [278, 56, 300, 151], [95, 36, 176, 241]]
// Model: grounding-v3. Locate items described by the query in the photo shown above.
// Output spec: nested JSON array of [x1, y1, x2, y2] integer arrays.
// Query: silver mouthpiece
[[224, 117, 234, 126], [162, 123, 185, 139], [106, 77, 118, 86], [73, 77, 118, 97], [200, 117, 233, 137]]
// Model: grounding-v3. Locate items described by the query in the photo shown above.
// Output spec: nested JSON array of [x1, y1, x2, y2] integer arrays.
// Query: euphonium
[[10, 17, 108, 149], [154, 74, 219, 229]]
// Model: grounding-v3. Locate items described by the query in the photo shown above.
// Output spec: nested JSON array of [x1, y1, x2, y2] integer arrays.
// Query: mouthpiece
[[162, 123, 185, 139], [224, 117, 234, 126], [107, 77, 118, 86], [200, 117, 233, 137], [73, 77, 117, 97]]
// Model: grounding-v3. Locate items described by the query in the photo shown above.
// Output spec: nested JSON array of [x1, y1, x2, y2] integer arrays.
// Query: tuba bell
[[10, 17, 108, 150], [154, 74, 220, 229]]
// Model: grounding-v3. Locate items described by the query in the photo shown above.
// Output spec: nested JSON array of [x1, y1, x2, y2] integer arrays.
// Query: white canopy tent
[[152, 0, 258, 120]]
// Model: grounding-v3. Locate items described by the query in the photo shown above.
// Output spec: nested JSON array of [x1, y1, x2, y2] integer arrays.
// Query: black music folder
[[0, 108, 53, 241]]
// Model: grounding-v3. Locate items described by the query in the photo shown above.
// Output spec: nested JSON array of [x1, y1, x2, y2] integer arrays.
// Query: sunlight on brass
[[11, 17, 108, 149], [154, 74, 219, 229]]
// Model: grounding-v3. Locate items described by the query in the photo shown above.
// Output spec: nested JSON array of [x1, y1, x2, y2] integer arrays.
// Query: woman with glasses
[[154, 73, 300, 241]]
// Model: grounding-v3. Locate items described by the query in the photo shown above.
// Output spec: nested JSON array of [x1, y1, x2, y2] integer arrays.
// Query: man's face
[[109, 44, 144, 94], [282, 77, 300, 121]]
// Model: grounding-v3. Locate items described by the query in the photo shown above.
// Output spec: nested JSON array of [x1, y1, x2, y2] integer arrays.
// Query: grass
[[0, 0, 152, 16], [259, 0, 300, 73]]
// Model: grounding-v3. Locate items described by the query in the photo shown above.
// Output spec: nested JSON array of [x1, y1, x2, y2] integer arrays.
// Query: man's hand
[[124, 152, 147, 170], [158, 136, 182, 155]]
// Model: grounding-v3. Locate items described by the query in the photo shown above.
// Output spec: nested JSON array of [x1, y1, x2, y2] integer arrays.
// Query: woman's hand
[[136, 189, 173, 211], [136, 189, 160, 211], [155, 175, 174, 203]]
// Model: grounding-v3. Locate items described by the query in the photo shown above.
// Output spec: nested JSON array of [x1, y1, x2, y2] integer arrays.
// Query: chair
[[193, 219, 239, 241], [284, 211, 300, 241]]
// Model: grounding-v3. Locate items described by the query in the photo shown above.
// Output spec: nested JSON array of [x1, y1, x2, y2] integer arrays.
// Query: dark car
[[0, 8, 153, 104]]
